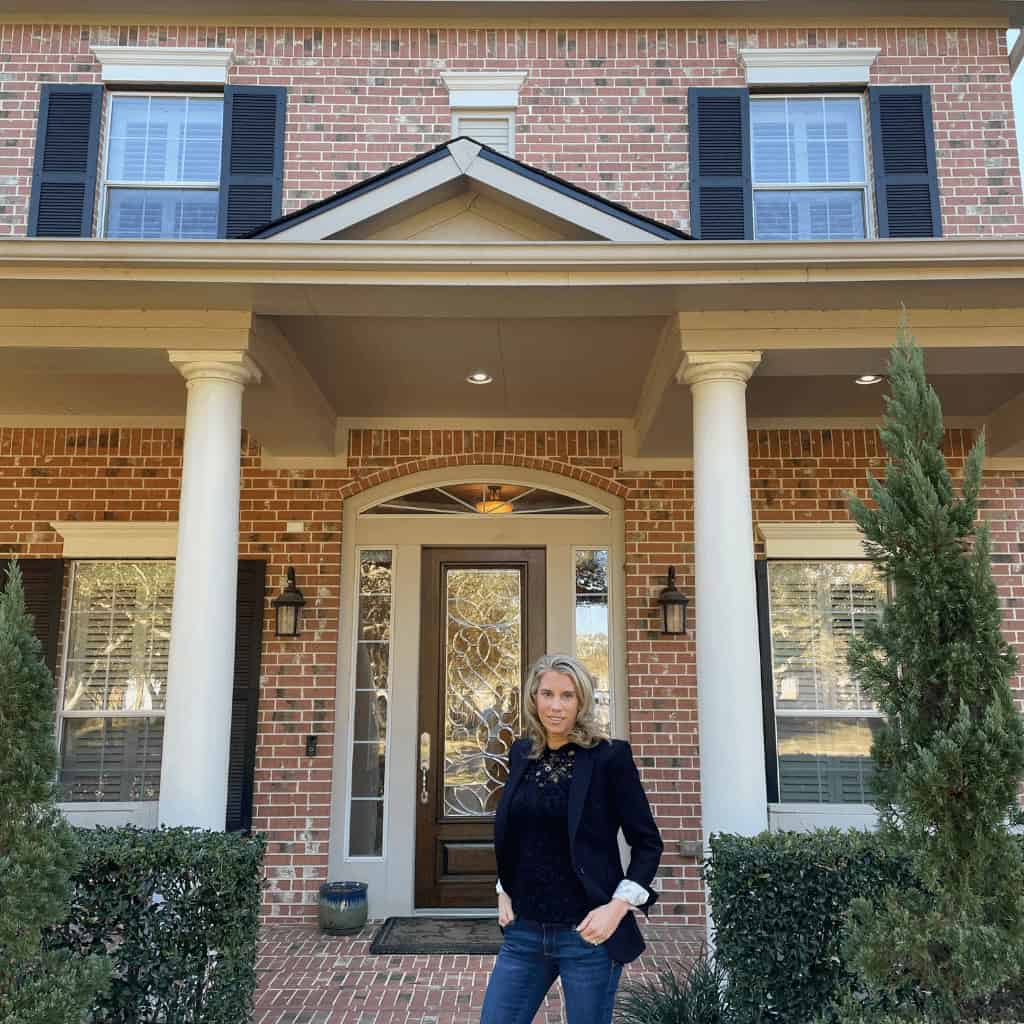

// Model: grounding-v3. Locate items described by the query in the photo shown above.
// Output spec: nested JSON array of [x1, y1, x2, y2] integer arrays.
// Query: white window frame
[[765, 557, 887, 806], [344, 545, 397, 861], [97, 90, 224, 240], [56, 558, 173, 809], [750, 92, 877, 241]]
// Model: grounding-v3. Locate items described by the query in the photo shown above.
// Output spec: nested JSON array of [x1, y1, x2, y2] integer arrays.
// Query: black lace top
[[507, 742, 591, 925]]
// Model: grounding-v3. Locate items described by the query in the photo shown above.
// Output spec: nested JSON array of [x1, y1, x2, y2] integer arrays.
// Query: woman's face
[[535, 670, 580, 742]]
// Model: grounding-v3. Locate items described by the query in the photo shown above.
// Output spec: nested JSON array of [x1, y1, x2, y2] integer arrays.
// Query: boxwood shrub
[[705, 830, 913, 1024], [49, 826, 265, 1024]]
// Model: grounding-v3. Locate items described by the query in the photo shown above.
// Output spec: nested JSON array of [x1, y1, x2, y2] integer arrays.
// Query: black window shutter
[[754, 560, 780, 803], [218, 86, 286, 239], [226, 560, 266, 833], [28, 84, 103, 238], [688, 87, 752, 240], [869, 85, 942, 238], [0, 559, 65, 674]]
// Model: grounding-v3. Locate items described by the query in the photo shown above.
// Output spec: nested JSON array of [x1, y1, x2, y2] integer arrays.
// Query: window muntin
[[361, 483, 606, 517], [573, 548, 612, 730], [347, 549, 394, 858], [767, 560, 886, 804], [58, 560, 174, 802], [102, 94, 223, 239], [751, 95, 870, 241]]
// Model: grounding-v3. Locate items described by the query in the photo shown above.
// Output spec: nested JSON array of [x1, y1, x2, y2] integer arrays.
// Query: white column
[[680, 351, 767, 842], [159, 350, 261, 829]]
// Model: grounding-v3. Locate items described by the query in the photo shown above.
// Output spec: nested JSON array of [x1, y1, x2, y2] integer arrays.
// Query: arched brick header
[[339, 453, 629, 500]]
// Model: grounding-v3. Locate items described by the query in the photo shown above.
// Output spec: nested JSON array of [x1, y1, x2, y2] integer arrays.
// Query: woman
[[480, 654, 664, 1024]]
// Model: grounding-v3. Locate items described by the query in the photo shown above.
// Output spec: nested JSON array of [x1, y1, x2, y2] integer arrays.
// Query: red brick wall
[[0, 24, 1021, 237], [2, 425, 1022, 926]]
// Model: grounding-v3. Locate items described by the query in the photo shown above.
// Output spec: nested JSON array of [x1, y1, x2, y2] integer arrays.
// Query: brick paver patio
[[256, 921, 705, 1024]]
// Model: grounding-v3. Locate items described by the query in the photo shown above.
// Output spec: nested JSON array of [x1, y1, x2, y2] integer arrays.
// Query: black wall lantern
[[273, 566, 306, 637], [657, 566, 689, 636]]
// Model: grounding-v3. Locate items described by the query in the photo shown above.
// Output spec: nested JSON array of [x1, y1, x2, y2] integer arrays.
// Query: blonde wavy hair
[[522, 653, 608, 758]]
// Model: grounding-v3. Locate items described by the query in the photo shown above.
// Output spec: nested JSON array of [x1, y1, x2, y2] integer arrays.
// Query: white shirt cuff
[[612, 879, 649, 907], [500, 878, 647, 905]]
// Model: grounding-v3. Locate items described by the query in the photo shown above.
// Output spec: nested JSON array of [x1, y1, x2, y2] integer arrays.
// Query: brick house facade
[[1, 1, 1023, 935]]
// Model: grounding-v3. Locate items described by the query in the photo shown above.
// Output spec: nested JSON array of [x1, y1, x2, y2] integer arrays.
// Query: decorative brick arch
[[339, 454, 628, 501]]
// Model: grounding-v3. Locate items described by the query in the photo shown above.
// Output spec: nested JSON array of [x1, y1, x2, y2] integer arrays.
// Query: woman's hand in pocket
[[498, 892, 515, 927]]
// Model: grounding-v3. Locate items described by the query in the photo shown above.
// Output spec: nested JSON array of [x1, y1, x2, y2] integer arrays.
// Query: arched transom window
[[359, 482, 608, 517]]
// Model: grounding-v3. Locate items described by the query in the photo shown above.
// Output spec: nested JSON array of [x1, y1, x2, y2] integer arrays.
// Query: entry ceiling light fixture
[[466, 370, 493, 384], [855, 374, 884, 385], [474, 484, 514, 514]]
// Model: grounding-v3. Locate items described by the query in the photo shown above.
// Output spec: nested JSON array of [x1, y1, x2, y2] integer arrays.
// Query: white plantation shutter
[[766, 561, 886, 804], [453, 113, 514, 155]]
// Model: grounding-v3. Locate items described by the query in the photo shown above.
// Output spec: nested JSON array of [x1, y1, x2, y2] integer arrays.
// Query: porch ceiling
[[278, 315, 663, 417], [3, 238, 1024, 459]]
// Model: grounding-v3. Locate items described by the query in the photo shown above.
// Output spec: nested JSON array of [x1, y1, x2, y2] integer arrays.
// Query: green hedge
[[705, 830, 913, 1024], [49, 826, 266, 1024]]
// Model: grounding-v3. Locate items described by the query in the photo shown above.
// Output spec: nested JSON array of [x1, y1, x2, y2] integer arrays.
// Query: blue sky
[[1013, 31, 1023, 175]]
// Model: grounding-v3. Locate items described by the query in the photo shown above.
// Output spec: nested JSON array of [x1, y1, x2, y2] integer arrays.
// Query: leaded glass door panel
[[416, 548, 545, 908]]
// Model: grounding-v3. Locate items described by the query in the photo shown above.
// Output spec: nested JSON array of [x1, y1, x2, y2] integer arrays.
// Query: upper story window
[[29, 47, 285, 241], [751, 95, 870, 242], [102, 94, 224, 239]]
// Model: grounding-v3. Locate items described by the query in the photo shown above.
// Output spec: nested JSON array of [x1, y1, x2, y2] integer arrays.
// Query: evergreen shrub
[[50, 825, 266, 1024], [705, 830, 913, 1024], [0, 563, 109, 1024]]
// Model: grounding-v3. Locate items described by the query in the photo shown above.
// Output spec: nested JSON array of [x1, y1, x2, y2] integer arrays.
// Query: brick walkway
[[256, 921, 705, 1024]]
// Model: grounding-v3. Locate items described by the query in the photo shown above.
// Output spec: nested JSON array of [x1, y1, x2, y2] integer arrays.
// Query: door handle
[[419, 732, 431, 805]]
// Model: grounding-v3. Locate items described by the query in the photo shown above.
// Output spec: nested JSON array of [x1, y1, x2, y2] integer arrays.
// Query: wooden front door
[[415, 547, 546, 908]]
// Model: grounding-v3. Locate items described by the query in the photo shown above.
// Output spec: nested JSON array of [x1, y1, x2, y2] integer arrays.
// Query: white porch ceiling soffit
[[247, 137, 689, 243]]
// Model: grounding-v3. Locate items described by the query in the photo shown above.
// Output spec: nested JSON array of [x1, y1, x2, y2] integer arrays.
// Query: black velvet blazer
[[493, 736, 664, 964]]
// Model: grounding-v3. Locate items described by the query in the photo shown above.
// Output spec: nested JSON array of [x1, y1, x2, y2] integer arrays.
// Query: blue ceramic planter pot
[[318, 880, 368, 936]]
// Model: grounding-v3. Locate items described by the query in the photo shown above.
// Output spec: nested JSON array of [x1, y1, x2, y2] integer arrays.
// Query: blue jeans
[[480, 917, 624, 1024]]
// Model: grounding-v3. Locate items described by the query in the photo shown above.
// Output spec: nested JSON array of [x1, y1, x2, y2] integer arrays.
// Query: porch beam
[[0, 307, 253, 349], [633, 314, 684, 453], [985, 388, 1024, 457], [246, 317, 339, 458]]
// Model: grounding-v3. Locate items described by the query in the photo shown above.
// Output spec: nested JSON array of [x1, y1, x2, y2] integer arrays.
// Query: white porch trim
[[757, 521, 869, 559], [51, 520, 178, 558]]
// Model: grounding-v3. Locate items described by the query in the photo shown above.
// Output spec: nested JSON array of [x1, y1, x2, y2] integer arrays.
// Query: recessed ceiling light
[[466, 371, 493, 384], [855, 374, 883, 385]]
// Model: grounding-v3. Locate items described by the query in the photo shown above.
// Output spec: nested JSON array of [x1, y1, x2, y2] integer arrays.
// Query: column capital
[[677, 351, 762, 388], [168, 350, 262, 386]]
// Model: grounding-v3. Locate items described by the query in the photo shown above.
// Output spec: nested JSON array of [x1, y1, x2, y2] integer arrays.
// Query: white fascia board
[[265, 152, 464, 241], [464, 154, 660, 242], [739, 47, 880, 87], [90, 45, 234, 85], [442, 71, 528, 109]]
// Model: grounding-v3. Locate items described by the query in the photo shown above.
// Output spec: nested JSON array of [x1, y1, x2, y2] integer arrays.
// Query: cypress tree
[[838, 322, 1024, 1022], [0, 563, 107, 1023]]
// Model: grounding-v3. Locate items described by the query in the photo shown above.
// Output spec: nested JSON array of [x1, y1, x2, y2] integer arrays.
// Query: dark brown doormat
[[368, 916, 503, 955]]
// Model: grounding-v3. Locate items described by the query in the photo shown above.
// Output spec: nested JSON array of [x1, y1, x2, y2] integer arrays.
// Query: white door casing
[[329, 466, 624, 918]]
